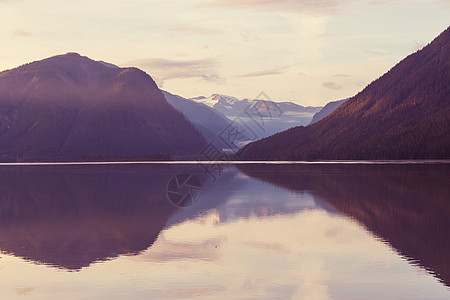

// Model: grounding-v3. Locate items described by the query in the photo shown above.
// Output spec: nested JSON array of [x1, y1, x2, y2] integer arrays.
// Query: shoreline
[[1, 159, 450, 166]]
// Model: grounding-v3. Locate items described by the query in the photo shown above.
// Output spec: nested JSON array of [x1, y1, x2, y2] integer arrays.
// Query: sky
[[0, 0, 448, 106]]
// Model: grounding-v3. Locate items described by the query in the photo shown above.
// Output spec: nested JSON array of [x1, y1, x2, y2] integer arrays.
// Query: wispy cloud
[[368, 0, 395, 5], [198, 0, 340, 15], [322, 81, 341, 90], [368, 0, 419, 5], [239, 66, 289, 78], [13, 29, 32, 37], [15, 288, 34, 296], [333, 73, 351, 78], [168, 24, 222, 35], [411, 41, 426, 52], [133, 236, 220, 263], [366, 49, 390, 56], [436, 0, 450, 7], [0, 0, 23, 3], [198, 0, 439, 14], [127, 57, 223, 87]]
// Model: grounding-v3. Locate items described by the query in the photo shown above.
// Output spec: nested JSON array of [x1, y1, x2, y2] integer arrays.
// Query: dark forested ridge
[[0, 53, 206, 162], [239, 27, 450, 160]]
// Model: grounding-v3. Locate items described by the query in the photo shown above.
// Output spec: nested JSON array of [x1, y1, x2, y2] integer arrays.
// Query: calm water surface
[[0, 163, 449, 299]]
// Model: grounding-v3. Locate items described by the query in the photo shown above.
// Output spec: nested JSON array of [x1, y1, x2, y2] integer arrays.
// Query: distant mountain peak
[[5, 52, 121, 75], [60, 52, 82, 57], [309, 98, 349, 125], [42, 52, 93, 64]]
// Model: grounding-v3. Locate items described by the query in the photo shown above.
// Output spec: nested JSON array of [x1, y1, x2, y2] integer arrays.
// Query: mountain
[[192, 93, 320, 119], [239, 27, 450, 160], [191, 94, 237, 108], [0, 53, 206, 162], [191, 93, 321, 147], [163, 91, 234, 150], [309, 98, 348, 125]]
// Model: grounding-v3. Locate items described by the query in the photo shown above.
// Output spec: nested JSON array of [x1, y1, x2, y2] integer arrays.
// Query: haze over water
[[0, 162, 449, 299]]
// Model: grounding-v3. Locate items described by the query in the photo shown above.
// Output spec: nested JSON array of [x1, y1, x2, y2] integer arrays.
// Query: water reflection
[[0, 165, 184, 270], [0, 164, 326, 269], [166, 168, 331, 227], [0, 163, 449, 298], [238, 163, 450, 287]]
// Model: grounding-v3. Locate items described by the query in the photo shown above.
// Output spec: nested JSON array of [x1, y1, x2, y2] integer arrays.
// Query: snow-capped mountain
[[191, 94, 321, 119], [189, 94, 322, 147], [190, 94, 237, 108]]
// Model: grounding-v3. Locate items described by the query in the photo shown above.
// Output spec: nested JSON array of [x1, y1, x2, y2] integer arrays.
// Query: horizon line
[[1, 160, 449, 166]]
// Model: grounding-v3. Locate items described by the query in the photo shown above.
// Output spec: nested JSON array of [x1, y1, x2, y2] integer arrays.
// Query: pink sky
[[0, 0, 448, 105]]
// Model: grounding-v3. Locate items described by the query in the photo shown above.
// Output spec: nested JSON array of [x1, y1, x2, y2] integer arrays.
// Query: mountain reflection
[[0, 164, 186, 270], [238, 163, 450, 287], [1, 162, 449, 291], [0, 163, 332, 272]]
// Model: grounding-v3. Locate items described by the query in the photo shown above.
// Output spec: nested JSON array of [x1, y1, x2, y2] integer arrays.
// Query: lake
[[0, 162, 449, 299]]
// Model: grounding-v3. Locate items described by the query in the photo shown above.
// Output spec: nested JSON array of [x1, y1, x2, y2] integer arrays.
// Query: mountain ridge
[[239, 27, 450, 160], [191, 93, 320, 113]]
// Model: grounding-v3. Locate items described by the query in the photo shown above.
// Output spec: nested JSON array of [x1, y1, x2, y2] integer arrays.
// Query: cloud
[[13, 29, 32, 37], [0, 0, 23, 4], [239, 66, 289, 78], [168, 24, 222, 35], [127, 57, 223, 87], [132, 236, 220, 263], [411, 41, 426, 52], [198, 0, 340, 15], [436, 0, 450, 7], [149, 286, 227, 299], [333, 73, 351, 78], [322, 81, 341, 90], [366, 49, 390, 56], [368, 0, 417, 5], [368, 0, 395, 4], [369, 0, 449, 7], [15, 288, 34, 296], [199, 0, 442, 14]]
